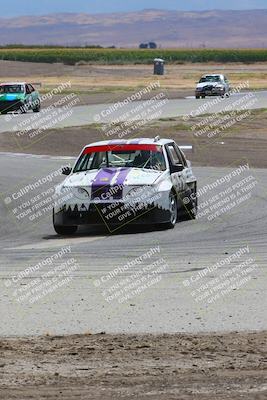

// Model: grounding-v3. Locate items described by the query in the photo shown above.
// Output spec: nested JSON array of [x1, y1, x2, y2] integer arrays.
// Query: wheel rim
[[169, 194, 177, 225]]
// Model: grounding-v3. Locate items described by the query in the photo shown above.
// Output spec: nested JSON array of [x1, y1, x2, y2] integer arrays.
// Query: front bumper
[[54, 202, 171, 227], [0, 100, 23, 113]]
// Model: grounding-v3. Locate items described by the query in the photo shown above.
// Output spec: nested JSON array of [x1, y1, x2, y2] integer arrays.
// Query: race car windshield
[[0, 85, 24, 94], [74, 145, 166, 172], [199, 76, 221, 83]]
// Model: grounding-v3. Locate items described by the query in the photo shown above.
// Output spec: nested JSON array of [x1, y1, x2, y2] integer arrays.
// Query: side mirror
[[171, 164, 184, 173], [62, 166, 71, 176]]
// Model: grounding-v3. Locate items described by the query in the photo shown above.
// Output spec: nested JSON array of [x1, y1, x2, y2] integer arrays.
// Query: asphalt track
[[0, 153, 266, 336], [0, 90, 266, 133]]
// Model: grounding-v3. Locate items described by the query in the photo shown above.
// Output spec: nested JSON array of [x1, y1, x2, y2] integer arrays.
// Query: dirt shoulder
[[0, 331, 266, 400], [2, 60, 267, 96], [1, 109, 267, 168]]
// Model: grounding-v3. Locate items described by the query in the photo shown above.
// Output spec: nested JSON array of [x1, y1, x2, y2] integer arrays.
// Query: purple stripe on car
[[116, 168, 131, 186], [91, 168, 117, 200], [113, 167, 131, 199]]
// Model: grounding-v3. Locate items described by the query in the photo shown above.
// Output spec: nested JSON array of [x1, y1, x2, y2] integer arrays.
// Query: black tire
[[195, 95, 200, 99], [201, 95, 206, 99], [183, 184, 198, 220], [164, 191, 178, 229], [33, 100, 41, 113], [53, 209, 77, 235], [54, 224, 78, 236], [19, 106, 27, 114]]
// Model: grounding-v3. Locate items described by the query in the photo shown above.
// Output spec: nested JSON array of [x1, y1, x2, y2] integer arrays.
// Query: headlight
[[125, 186, 146, 201], [60, 186, 72, 194], [60, 186, 89, 199], [125, 186, 156, 203], [76, 187, 90, 199]]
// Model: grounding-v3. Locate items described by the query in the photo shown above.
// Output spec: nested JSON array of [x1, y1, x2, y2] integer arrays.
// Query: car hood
[[64, 167, 165, 188], [196, 82, 222, 89], [0, 93, 25, 101]]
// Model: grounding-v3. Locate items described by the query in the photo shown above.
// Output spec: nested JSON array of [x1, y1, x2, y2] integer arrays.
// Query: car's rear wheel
[[183, 184, 198, 220], [33, 100, 41, 113], [19, 105, 27, 114], [196, 95, 200, 99]]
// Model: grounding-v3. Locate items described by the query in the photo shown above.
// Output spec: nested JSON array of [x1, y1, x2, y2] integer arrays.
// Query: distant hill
[[1, 9, 267, 48]]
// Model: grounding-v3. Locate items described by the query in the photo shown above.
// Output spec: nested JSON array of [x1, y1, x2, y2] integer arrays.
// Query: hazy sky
[[1, 0, 267, 17]]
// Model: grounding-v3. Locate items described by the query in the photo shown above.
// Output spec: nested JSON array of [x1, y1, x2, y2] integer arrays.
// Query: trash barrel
[[154, 58, 165, 75]]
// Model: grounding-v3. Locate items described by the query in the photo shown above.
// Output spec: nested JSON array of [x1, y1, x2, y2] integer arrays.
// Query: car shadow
[[43, 223, 166, 240]]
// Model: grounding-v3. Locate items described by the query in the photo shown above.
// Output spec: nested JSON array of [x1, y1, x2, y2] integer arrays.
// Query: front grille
[[203, 85, 214, 91], [91, 185, 124, 201]]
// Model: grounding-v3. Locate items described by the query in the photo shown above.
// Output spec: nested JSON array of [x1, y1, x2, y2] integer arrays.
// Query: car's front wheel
[[165, 192, 178, 229], [54, 224, 78, 236], [53, 210, 77, 235]]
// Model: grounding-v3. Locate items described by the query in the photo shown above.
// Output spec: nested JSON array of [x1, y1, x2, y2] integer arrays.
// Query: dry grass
[[2, 62, 267, 92]]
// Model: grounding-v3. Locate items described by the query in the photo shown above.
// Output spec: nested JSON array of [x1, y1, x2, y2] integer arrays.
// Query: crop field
[[2, 48, 267, 65]]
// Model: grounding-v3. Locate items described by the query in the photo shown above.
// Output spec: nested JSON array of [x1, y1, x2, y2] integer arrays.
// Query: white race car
[[195, 74, 230, 99], [53, 138, 197, 234]]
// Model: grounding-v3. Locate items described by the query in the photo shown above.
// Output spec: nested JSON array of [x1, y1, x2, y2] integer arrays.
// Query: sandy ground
[[1, 60, 267, 168], [1, 110, 267, 168], [0, 332, 266, 399], [2, 60, 267, 96]]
